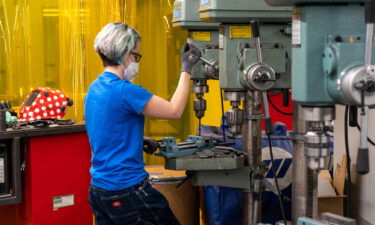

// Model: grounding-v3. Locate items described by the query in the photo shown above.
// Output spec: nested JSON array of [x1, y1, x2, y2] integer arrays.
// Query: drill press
[[264, 0, 375, 223]]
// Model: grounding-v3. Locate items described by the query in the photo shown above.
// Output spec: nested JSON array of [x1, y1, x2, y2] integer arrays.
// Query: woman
[[85, 23, 200, 225]]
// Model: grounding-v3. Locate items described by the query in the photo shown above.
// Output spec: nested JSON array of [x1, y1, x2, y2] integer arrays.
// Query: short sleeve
[[122, 82, 153, 115]]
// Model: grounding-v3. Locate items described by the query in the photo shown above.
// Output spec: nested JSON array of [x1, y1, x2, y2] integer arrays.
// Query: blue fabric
[[203, 186, 242, 225], [201, 121, 293, 225], [85, 71, 153, 191], [89, 180, 181, 225]]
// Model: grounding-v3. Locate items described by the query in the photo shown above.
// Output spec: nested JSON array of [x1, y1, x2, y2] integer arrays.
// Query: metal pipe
[[359, 106, 369, 149], [242, 193, 253, 225], [242, 91, 263, 225], [252, 177, 263, 225], [255, 38, 263, 64], [200, 56, 215, 67], [365, 24, 373, 67], [292, 104, 318, 224]]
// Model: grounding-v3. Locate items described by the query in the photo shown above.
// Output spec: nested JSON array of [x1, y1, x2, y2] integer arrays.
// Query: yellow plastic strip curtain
[[1, 0, 202, 165]]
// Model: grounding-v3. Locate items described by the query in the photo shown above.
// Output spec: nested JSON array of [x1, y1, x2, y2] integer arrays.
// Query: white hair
[[94, 23, 141, 65]]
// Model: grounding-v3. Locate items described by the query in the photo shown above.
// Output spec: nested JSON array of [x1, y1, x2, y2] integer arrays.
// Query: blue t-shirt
[[85, 71, 153, 191]]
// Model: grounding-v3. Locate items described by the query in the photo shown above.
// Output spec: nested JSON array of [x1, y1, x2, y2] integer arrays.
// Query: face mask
[[121, 59, 139, 80]]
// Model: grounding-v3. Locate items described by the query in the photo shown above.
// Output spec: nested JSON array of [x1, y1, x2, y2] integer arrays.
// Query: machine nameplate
[[230, 26, 252, 39], [192, 32, 211, 41], [219, 26, 224, 49], [53, 194, 75, 210], [292, 8, 301, 47], [173, 2, 181, 18], [201, 0, 209, 5]]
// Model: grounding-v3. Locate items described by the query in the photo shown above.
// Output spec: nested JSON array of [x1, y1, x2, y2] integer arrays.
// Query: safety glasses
[[131, 52, 142, 63]]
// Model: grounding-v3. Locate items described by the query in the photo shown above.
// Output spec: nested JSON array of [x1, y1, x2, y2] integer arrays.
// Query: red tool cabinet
[[0, 124, 93, 225]]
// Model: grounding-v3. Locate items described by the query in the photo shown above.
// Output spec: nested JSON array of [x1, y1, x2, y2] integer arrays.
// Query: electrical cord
[[220, 89, 226, 142], [263, 92, 288, 224], [344, 106, 352, 217], [267, 94, 293, 116]]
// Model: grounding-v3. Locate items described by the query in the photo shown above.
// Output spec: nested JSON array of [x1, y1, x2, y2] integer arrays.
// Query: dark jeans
[[89, 179, 181, 225]]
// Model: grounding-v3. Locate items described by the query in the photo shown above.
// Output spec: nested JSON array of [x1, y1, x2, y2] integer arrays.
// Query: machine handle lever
[[250, 19, 260, 38], [355, 2, 374, 175], [200, 57, 215, 67], [365, 0, 375, 24], [250, 19, 263, 64], [357, 147, 370, 174]]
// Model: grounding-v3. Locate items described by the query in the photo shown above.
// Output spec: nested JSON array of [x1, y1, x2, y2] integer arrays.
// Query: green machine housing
[[172, 0, 220, 81], [199, 0, 292, 92], [265, 0, 375, 106]]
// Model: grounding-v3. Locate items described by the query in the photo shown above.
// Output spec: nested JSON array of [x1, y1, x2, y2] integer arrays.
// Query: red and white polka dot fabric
[[18, 87, 71, 122]]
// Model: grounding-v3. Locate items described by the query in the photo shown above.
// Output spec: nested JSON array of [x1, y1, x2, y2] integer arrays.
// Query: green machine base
[[165, 154, 245, 171]]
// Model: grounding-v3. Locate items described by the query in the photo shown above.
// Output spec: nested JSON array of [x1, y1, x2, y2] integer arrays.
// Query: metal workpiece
[[242, 63, 276, 91], [298, 106, 335, 122], [304, 128, 330, 171], [226, 101, 244, 136]]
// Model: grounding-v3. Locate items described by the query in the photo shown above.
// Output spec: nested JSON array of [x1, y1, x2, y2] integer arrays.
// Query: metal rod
[[200, 57, 215, 67], [359, 106, 369, 149], [255, 38, 263, 64], [242, 91, 263, 225], [178, 144, 198, 150], [292, 104, 317, 223], [262, 92, 270, 118], [252, 177, 263, 225], [365, 24, 373, 66]]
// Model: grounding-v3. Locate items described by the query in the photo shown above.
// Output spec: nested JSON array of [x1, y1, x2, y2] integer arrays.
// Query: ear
[[122, 56, 130, 68]]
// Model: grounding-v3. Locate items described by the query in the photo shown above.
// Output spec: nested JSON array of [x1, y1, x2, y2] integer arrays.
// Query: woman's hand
[[181, 43, 201, 74]]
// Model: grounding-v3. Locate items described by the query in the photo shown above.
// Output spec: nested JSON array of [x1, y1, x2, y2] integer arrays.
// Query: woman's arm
[[142, 43, 201, 120], [142, 72, 191, 119]]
